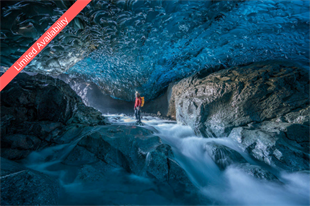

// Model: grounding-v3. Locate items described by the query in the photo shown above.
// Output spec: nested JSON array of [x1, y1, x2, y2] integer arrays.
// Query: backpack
[[141, 97, 145, 107]]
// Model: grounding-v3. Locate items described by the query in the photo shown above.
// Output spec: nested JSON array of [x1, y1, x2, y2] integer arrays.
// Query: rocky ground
[[167, 61, 309, 172]]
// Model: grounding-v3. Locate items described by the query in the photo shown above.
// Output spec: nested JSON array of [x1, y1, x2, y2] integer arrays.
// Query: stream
[[21, 114, 310, 205]]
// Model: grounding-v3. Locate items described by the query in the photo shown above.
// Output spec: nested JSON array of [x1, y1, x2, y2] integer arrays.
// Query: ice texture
[[1, 0, 309, 100]]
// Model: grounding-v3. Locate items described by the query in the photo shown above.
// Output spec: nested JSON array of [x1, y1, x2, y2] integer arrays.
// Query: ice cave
[[1, 0, 309, 205]]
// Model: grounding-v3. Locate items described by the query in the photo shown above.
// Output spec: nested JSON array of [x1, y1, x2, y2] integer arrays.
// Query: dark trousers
[[134, 107, 141, 122]]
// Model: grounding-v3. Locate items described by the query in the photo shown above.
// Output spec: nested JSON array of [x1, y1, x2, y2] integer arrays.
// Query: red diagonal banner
[[0, 0, 91, 91]]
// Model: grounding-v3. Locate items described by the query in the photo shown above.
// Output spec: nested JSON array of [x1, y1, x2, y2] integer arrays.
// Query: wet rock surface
[[205, 141, 280, 182], [229, 122, 310, 172], [205, 141, 247, 170], [62, 125, 200, 202], [168, 61, 309, 172], [236, 163, 280, 182], [1, 157, 60, 205], [168, 61, 309, 137], [1, 72, 106, 160]]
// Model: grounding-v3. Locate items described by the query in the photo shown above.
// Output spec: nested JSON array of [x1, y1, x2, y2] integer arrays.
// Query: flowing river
[[21, 114, 310, 205]]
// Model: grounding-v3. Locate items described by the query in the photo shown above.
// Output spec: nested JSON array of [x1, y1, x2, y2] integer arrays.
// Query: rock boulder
[[1, 73, 106, 160], [204, 141, 280, 182], [1, 157, 60, 205], [229, 122, 310, 172], [168, 61, 309, 138], [63, 125, 199, 201]]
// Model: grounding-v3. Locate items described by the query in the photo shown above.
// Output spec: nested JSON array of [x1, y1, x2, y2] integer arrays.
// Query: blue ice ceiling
[[1, 0, 309, 100]]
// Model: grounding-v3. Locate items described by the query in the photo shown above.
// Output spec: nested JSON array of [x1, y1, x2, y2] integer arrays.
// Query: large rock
[[167, 61, 309, 172], [204, 141, 280, 182], [1, 134, 41, 160], [168, 61, 309, 138], [204, 141, 247, 170], [229, 122, 310, 172], [1, 72, 106, 160], [1, 72, 106, 125], [62, 125, 199, 201], [1, 157, 60, 205], [236, 163, 280, 182]]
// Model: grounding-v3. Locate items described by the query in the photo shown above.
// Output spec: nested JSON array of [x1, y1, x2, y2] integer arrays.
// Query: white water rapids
[[22, 114, 309, 205]]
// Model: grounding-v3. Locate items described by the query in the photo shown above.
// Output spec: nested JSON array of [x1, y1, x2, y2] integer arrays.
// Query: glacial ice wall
[[1, 0, 309, 100]]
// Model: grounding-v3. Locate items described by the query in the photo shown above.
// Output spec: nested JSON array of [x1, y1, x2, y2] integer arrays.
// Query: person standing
[[134, 91, 142, 123]]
